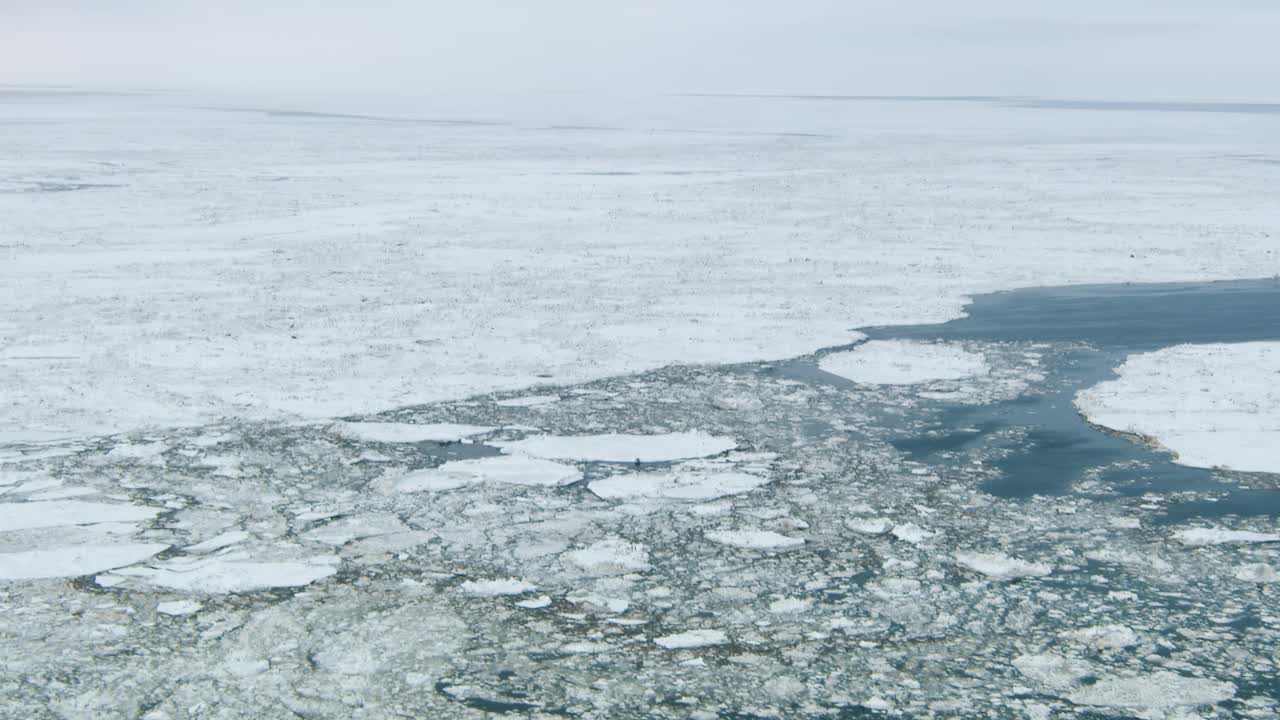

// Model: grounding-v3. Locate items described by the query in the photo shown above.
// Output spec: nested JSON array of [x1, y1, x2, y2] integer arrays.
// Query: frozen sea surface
[[3, 91, 1280, 718]]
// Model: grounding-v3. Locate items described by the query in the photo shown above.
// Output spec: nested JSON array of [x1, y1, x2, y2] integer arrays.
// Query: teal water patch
[[856, 279, 1280, 518]]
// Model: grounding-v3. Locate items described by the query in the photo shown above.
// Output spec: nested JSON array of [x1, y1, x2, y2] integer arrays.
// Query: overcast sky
[[2, 0, 1277, 100]]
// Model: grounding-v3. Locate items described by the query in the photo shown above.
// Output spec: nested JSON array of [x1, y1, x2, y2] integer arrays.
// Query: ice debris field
[[2, 90, 1280, 719]]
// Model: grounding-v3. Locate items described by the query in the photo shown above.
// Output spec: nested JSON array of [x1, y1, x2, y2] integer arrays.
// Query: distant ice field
[[2, 91, 1278, 442]]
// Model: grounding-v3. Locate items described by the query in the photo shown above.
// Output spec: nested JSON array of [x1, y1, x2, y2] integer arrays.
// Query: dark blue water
[[848, 279, 1280, 520]]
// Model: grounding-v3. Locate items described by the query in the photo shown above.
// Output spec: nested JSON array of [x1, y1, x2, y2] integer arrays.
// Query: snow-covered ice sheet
[[496, 431, 736, 463], [819, 340, 990, 385], [4, 93, 1276, 443], [1076, 342, 1280, 473]]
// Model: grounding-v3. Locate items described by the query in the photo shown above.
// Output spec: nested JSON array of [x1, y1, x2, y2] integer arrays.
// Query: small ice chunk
[[846, 517, 892, 535], [0, 500, 161, 532], [330, 421, 495, 444], [494, 395, 559, 407], [1066, 672, 1235, 710], [954, 551, 1052, 580], [560, 641, 611, 655], [459, 578, 536, 596], [496, 431, 736, 463], [1171, 528, 1280, 546], [156, 600, 203, 616], [705, 529, 804, 550], [0, 543, 169, 580], [515, 595, 552, 609], [819, 340, 989, 385], [654, 629, 728, 649], [562, 538, 651, 576], [395, 455, 580, 492]]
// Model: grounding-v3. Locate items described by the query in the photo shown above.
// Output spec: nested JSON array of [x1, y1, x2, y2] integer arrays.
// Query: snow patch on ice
[[819, 340, 989, 385]]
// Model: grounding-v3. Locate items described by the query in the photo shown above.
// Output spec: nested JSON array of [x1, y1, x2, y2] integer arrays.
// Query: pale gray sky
[[2, 0, 1277, 99]]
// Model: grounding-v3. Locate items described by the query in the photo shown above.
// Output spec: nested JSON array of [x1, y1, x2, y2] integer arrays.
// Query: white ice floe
[[560, 641, 612, 655], [588, 466, 768, 502], [1234, 563, 1280, 582], [493, 395, 559, 408], [459, 578, 537, 596], [1012, 653, 1092, 690], [329, 421, 496, 444], [891, 522, 936, 545], [393, 454, 581, 492], [654, 629, 728, 649], [1075, 342, 1280, 473], [495, 431, 736, 463], [768, 597, 812, 614], [1171, 527, 1280, 547], [0, 500, 161, 533], [0, 543, 169, 580], [1066, 672, 1235, 710], [184, 530, 251, 554], [1060, 624, 1140, 649], [302, 514, 408, 546], [6, 95, 1278, 449], [112, 555, 339, 593], [845, 517, 892, 535], [156, 600, 203, 616], [561, 538, 651, 576], [819, 340, 989, 386], [954, 551, 1052, 580], [514, 595, 552, 609], [704, 529, 804, 550]]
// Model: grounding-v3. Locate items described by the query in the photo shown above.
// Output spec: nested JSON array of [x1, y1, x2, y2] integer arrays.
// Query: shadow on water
[[840, 279, 1280, 520]]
